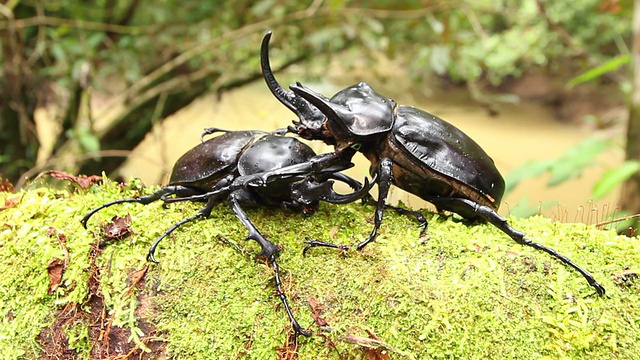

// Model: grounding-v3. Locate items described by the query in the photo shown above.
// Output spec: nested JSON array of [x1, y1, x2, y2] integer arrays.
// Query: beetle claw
[[146, 251, 160, 264]]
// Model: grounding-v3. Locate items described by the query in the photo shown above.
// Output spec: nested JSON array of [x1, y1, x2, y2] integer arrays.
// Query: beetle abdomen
[[170, 130, 264, 187], [390, 106, 505, 206]]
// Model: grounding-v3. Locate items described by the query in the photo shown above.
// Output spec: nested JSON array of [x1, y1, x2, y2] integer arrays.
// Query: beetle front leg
[[304, 158, 393, 253], [228, 191, 311, 337], [433, 197, 605, 296], [200, 127, 233, 142], [81, 185, 197, 229], [355, 157, 393, 250], [147, 196, 218, 263]]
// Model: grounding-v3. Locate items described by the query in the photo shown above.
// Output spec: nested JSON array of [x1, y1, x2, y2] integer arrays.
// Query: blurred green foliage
[[0, 0, 634, 188]]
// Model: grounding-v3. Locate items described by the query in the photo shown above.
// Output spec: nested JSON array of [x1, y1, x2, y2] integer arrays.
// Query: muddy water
[[117, 80, 623, 223]]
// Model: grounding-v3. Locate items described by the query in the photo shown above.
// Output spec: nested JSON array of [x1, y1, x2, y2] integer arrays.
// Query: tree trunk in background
[[620, 0, 640, 228]]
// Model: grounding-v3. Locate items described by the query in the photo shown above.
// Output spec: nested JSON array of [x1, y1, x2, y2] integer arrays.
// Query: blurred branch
[[0, 15, 157, 33], [94, 4, 446, 126], [105, 0, 142, 42]]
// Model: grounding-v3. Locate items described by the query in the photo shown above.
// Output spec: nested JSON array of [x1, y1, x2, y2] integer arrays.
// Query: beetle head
[[289, 82, 396, 151], [261, 32, 334, 144]]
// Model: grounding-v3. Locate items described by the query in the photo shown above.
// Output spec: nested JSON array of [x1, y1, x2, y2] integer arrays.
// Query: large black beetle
[[260, 32, 605, 295], [82, 128, 372, 336]]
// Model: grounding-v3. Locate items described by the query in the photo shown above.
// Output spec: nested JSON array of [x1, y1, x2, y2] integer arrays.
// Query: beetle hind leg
[[432, 197, 605, 296], [386, 205, 428, 236]]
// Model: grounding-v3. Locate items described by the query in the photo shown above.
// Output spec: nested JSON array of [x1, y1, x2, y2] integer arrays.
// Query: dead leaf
[[38, 170, 102, 189], [125, 265, 149, 297], [275, 331, 299, 360], [329, 225, 340, 241], [0, 197, 19, 211], [345, 331, 393, 360], [102, 214, 132, 239], [0, 173, 14, 192], [598, 0, 621, 13], [308, 297, 328, 327], [47, 258, 66, 294]]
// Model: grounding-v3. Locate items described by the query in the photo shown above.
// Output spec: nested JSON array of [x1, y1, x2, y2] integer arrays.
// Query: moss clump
[[0, 180, 639, 359]]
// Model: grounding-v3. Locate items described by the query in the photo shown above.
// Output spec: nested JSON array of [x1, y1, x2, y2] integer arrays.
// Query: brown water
[[117, 80, 623, 223]]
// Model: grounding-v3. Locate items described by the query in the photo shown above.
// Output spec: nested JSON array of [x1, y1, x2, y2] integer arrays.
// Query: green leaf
[[77, 128, 101, 153], [547, 138, 611, 186], [504, 159, 555, 194], [566, 55, 630, 88], [592, 161, 640, 200]]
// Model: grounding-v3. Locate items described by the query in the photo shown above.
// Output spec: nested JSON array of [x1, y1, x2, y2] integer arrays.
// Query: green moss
[[0, 181, 639, 359]]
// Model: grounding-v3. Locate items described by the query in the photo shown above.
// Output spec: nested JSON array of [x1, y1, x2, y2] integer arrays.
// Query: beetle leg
[[359, 196, 428, 234], [303, 158, 393, 253], [270, 127, 290, 136], [81, 185, 195, 228], [200, 127, 233, 142], [355, 158, 393, 250], [386, 205, 428, 236], [255, 150, 355, 185], [228, 191, 311, 337], [433, 197, 605, 296], [147, 196, 218, 263]]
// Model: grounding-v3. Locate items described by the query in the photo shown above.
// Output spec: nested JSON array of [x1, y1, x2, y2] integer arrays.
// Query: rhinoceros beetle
[[82, 128, 372, 336], [260, 32, 605, 296]]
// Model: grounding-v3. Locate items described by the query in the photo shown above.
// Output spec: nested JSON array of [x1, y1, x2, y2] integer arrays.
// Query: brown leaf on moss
[[39, 170, 102, 189], [102, 214, 132, 239], [275, 331, 299, 360], [0, 196, 19, 211], [0, 173, 14, 192], [308, 297, 328, 327], [345, 331, 392, 360], [125, 265, 149, 297], [46, 258, 66, 294]]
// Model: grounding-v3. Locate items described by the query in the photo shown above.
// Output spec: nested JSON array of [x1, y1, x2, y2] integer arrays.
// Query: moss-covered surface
[[1, 180, 639, 359]]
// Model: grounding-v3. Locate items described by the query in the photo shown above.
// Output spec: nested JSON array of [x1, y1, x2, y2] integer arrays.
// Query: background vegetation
[[1, 0, 638, 220]]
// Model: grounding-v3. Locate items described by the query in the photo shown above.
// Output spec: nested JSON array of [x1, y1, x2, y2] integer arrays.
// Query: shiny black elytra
[[260, 32, 605, 296], [82, 128, 371, 336]]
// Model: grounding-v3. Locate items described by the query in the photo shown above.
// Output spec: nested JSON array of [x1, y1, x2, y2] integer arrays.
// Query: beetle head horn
[[260, 32, 327, 134]]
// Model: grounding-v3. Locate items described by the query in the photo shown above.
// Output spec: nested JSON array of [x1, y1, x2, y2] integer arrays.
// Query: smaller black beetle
[[82, 128, 372, 336], [260, 32, 604, 296]]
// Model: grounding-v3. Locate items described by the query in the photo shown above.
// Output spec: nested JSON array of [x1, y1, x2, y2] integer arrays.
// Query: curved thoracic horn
[[260, 32, 326, 131]]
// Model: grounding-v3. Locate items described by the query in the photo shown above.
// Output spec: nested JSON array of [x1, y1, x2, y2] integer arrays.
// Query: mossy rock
[[0, 180, 639, 359]]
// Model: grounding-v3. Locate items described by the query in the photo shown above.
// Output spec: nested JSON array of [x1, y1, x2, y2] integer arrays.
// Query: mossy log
[[0, 180, 639, 359]]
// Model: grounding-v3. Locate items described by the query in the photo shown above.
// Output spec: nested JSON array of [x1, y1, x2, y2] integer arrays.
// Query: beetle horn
[[321, 175, 375, 204], [261, 32, 326, 131], [289, 82, 353, 125], [261, 32, 296, 112]]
